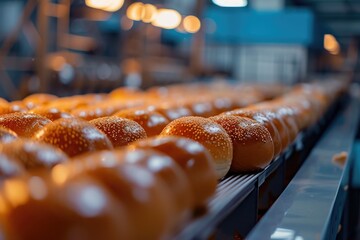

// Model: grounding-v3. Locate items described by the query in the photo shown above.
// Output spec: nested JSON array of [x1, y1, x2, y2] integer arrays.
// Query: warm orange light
[[183, 15, 201, 33], [141, 4, 157, 23], [324, 34, 340, 55], [51, 164, 69, 185], [85, 0, 124, 12], [4, 179, 29, 207], [127, 2, 144, 21], [152, 9, 182, 29]]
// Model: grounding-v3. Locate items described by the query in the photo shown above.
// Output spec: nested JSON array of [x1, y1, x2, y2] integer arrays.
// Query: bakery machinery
[[0, 0, 359, 239]]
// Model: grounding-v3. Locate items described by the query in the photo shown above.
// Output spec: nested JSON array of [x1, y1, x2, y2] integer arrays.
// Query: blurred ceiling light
[[103, 0, 125, 12], [212, 0, 248, 7], [85, 0, 124, 12], [152, 9, 182, 29], [142, 4, 158, 23], [127, 2, 144, 21], [324, 34, 340, 55], [183, 15, 201, 33]]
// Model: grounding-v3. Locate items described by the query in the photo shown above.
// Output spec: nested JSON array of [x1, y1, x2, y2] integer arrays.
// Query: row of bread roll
[[0, 80, 346, 178], [159, 79, 348, 176], [0, 136, 217, 240]]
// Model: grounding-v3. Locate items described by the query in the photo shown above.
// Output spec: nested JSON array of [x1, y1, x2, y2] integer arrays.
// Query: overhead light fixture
[[152, 9, 182, 30], [212, 0, 248, 7], [85, 0, 124, 12], [324, 34, 340, 55], [183, 15, 201, 33], [141, 4, 158, 23], [126, 2, 144, 21]]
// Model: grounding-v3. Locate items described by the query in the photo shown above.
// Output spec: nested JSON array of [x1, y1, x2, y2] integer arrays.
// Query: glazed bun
[[119, 147, 192, 228], [211, 96, 236, 115], [0, 139, 68, 170], [0, 100, 28, 115], [155, 104, 192, 121], [253, 109, 290, 151], [210, 115, 274, 172], [224, 109, 282, 157], [90, 116, 147, 148], [67, 151, 175, 240], [1, 175, 130, 240], [30, 107, 74, 121], [0, 113, 51, 138], [33, 118, 113, 157], [133, 136, 217, 208], [183, 99, 216, 117], [114, 109, 169, 137], [0, 127, 17, 143], [161, 116, 233, 179], [23, 93, 58, 109]]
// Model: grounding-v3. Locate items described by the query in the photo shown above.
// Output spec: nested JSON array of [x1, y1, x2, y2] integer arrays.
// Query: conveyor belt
[[247, 96, 359, 240], [175, 96, 345, 240]]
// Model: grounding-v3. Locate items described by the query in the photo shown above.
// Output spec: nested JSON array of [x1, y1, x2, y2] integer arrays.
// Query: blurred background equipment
[[0, 0, 357, 99]]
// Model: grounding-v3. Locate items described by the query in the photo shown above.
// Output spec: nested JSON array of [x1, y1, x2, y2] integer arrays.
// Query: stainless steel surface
[[247, 97, 359, 240]]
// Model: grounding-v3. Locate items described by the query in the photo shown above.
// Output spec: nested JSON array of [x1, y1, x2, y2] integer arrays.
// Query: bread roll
[[161, 116, 233, 179], [0, 113, 51, 138], [250, 109, 290, 151], [66, 151, 175, 240], [224, 109, 282, 157], [23, 93, 58, 109], [90, 116, 147, 148], [114, 109, 169, 137], [0, 127, 17, 143], [155, 105, 192, 121], [210, 115, 274, 172], [30, 107, 74, 121], [133, 136, 217, 208], [211, 96, 236, 115], [33, 118, 113, 157], [183, 99, 216, 117], [9, 101, 27, 112], [0, 139, 68, 170], [117, 147, 192, 228], [0, 102, 21, 115], [1, 175, 129, 240]]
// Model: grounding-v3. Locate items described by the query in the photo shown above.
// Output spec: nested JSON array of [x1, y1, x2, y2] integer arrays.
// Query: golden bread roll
[[211, 96, 236, 115], [155, 105, 192, 121], [90, 116, 147, 148], [23, 93, 58, 109], [118, 147, 192, 228], [161, 116, 233, 179], [210, 115, 274, 172], [65, 151, 175, 240], [114, 109, 169, 137], [250, 109, 290, 151], [224, 109, 282, 157], [0, 113, 51, 138], [133, 136, 217, 208], [30, 107, 74, 121], [1, 175, 130, 240], [33, 118, 113, 157], [0, 127, 17, 143], [0, 139, 68, 170]]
